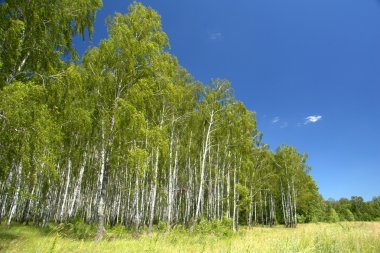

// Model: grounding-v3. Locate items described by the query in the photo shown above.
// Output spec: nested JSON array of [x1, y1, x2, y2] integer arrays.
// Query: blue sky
[[74, 0, 380, 201]]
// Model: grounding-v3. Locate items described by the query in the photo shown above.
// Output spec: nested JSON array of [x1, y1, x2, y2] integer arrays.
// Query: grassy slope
[[0, 222, 379, 253]]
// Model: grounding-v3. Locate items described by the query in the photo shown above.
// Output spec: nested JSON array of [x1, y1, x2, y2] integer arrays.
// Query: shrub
[[157, 221, 167, 231], [56, 221, 95, 239], [327, 208, 340, 223], [108, 225, 127, 238], [194, 218, 233, 236], [297, 214, 306, 224]]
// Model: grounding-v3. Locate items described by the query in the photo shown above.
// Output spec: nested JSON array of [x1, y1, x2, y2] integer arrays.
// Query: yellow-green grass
[[1, 222, 379, 253]]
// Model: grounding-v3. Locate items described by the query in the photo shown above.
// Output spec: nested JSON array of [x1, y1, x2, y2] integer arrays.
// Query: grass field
[[0, 222, 379, 253]]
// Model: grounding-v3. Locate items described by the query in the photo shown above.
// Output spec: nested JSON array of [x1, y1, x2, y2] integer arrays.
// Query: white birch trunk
[[69, 152, 87, 218], [134, 173, 140, 231], [194, 110, 214, 225], [227, 162, 230, 219], [95, 122, 106, 241], [232, 157, 237, 232], [0, 168, 13, 220], [7, 161, 22, 226], [148, 148, 159, 234], [59, 159, 71, 222], [167, 125, 174, 228]]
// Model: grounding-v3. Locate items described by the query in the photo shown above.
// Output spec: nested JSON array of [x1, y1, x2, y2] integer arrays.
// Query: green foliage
[[297, 214, 306, 224], [326, 196, 380, 222], [1, 223, 380, 252], [1, 1, 376, 240], [341, 209, 355, 221], [108, 225, 127, 238], [195, 219, 233, 236], [0, 82, 61, 183], [0, 0, 102, 85], [237, 184, 250, 212], [55, 221, 96, 240], [327, 208, 340, 223], [157, 221, 168, 232]]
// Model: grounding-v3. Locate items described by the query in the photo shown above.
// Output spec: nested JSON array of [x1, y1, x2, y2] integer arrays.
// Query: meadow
[[0, 222, 379, 253]]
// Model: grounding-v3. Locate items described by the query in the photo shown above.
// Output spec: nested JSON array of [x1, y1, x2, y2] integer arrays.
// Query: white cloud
[[272, 116, 280, 124], [210, 32, 222, 40], [271, 117, 287, 128], [304, 115, 322, 124]]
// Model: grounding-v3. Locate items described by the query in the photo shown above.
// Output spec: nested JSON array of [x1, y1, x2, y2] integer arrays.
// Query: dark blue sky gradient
[[74, 0, 380, 201]]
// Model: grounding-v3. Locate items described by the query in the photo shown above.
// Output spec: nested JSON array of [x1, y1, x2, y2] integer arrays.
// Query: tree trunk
[[167, 124, 174, 229], [95, 122, 107, 241], [69, 152, 87, 218], [292, 178, 297, 228], [226, 162, 230, 219], [232, 157, 237, 232], [7, 161, 22, 226], [148, 148, 159, 234], [59, 159, 71, 223], [0, 168, 14, 224], [134, 173, 140, 232], [21, 183, 35, 224], [193, 110, 214, 229]]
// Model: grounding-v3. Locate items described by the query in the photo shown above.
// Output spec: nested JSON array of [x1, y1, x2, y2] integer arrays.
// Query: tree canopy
[[0, 1, 378, 241]]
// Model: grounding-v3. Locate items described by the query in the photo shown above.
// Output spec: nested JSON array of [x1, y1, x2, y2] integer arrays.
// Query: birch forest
[[0, 1, 348, 241]]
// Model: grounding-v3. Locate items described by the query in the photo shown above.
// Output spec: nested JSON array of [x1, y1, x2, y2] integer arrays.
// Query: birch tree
[[0, 0, 102, 86], [0, 1, 326, 236]]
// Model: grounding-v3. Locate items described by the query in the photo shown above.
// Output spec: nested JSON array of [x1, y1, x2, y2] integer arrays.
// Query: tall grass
[[1, 222, 379, 252]]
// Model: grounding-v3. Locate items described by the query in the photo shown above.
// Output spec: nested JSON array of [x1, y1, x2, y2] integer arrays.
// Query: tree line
[[0, 1, 378, 241], [324, 197, 380, 223]]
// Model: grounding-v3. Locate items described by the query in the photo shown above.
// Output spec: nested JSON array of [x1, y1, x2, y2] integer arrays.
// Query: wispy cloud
[[272, 116, 280, 124], [271, 116, 287, 128], [304, 115, 322, 125], [209, 32, 222, 40]]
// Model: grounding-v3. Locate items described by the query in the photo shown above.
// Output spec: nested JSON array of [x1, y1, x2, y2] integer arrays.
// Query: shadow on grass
[[0, 223, 55, 239], [0, 228, 21, 253], [1, 222, 98, 242], [0, 231, 19, 241]]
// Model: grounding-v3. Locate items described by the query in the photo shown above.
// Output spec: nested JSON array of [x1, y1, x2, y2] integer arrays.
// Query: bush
[[56, 221, 96, 239], [297, 214, 306, 224], [194, 218, 233, 236], [157, 221, 167, 231], [343, 209, 355, 221], [327, 208, 340, 223], [108, 225, 127, 238]]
